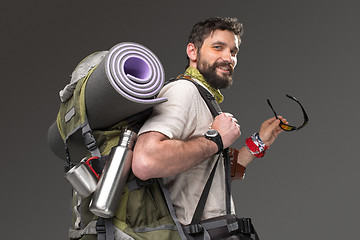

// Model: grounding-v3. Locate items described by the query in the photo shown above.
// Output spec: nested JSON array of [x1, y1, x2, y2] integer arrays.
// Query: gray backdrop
[[1, 0, 359, 239]]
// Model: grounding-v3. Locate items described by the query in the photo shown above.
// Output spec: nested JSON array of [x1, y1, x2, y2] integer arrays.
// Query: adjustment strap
[[191, 155, 220, 224], [222, 148, 232, 214], [82, 122, 101, 157], [64, 143, 74, 172], [158, 179, 188, 240]]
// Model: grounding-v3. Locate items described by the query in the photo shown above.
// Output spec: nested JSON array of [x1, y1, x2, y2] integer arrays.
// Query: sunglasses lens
[[280, 123, 294, 131]]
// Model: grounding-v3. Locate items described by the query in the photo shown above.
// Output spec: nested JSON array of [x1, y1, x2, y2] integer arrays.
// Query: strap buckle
[[185, 223, 204, 234], [82, 124, 97, 151], [96, 218, 114, 240], [95, 218, 106, 234], [238, 217, 252, 234], [81, 123, 101, 157]]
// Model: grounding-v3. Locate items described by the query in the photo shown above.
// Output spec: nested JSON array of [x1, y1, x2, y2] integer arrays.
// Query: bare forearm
[[236, 146, 255, 168], [133, 113, 241, 180], [132, 132, 218, 180]]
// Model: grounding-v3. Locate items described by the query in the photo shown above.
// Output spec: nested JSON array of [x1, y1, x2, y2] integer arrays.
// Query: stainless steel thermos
[[89, 129, 137, 218]]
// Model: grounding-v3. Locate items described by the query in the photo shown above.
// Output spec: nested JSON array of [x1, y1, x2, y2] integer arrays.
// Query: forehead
[[203, 29, 240, 48]]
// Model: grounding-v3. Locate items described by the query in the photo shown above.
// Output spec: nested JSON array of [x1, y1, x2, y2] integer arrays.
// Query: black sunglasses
[[267, 94, 309, 131]]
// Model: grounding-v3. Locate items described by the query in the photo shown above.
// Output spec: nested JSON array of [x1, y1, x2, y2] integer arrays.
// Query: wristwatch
[[205, 129, 223, 154]]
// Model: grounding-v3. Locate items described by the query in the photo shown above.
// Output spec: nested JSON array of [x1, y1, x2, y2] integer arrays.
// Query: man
[[132, 17, 286, 227]]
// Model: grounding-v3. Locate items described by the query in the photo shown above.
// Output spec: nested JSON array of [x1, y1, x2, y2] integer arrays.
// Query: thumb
[[272, 118, 281, 126], [269, 118, 282, 132]]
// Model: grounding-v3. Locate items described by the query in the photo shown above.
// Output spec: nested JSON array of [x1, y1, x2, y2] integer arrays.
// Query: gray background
[[1, 0, 359, 239]]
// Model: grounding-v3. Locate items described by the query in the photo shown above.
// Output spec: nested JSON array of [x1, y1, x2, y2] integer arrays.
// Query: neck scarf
[[183, 67, 224, 103]]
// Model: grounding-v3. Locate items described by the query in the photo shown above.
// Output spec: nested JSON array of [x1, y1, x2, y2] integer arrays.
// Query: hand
[[211, 112, 241, 148], [258, 116, 288, 146]]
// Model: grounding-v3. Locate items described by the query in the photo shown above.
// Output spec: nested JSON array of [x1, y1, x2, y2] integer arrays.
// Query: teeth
[[218, 66, 229, 71]]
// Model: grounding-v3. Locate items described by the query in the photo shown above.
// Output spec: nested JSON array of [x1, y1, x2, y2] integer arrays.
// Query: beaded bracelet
[[245, 133, 269, 158]]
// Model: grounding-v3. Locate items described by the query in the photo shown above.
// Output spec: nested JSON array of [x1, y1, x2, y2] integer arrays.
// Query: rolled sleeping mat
[[85, 42, 167, 130], [48, 42, 167, 161]]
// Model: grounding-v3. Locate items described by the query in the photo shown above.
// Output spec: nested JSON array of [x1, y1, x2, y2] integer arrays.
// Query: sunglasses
[[267, 94, 309, 131]]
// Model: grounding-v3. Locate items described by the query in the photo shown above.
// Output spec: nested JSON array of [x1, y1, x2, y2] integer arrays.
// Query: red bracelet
[[245, 133, 269, 158]]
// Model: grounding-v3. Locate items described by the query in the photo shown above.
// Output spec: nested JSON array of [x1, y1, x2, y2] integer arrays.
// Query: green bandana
[[184, 67, 224, 103]]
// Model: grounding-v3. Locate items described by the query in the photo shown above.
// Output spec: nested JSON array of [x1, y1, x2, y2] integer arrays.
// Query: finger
[[224, 112, 234, 118], [222, 112, 239, 124], [274, 121, 285, 134], [263, 116, 277, 125], [271, 119, 282, 130], [278, 116, 289, 125], [231, 117, 238, 123], [235, 123, 241, 136]]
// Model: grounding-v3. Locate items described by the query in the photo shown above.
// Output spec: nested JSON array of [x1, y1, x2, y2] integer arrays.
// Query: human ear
[[186, 43, 198, 63]]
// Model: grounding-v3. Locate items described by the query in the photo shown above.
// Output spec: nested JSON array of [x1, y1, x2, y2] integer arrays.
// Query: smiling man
[[192, 28, 238, 89], [132, 17, 286, 239]]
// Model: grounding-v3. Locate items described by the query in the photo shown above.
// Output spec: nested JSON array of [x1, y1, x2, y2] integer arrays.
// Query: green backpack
[[53, 57, 185, 240]]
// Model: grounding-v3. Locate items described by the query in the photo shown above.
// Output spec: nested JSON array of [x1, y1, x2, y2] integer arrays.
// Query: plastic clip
[[238, 217, 252, 234]]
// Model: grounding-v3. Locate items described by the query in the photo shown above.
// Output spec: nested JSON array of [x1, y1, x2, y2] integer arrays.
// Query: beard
[[197, 59, 234, 89]]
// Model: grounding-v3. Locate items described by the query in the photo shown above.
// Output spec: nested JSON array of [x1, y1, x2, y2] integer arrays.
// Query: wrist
[[245, 133, 269, 158], [258, 132, 271, 146], [204, 129, 223, 154]]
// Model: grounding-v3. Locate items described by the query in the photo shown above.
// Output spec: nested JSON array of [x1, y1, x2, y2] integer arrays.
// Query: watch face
[[206, 129, 218, 138]]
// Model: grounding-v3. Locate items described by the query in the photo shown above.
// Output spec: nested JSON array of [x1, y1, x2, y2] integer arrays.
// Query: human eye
[[213, 45, 222, 50]]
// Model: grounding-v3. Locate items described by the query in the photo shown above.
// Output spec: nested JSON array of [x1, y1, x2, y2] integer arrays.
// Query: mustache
[[214, 62, 234, 74]]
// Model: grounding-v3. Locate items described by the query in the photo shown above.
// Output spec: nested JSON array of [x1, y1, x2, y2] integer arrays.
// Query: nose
[[221, 50, 232, 62]]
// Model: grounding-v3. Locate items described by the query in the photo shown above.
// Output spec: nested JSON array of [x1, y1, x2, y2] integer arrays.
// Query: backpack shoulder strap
[[171, 75, 232, 223], [170, 75, 222, 116]]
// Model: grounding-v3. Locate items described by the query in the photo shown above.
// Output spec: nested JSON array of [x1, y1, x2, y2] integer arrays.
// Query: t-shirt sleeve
[[138, 80, 203, 140]]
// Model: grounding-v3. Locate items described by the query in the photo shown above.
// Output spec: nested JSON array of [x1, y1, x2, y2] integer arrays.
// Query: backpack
[[48, 43, 259, 240], [48, 43, 188, 240]]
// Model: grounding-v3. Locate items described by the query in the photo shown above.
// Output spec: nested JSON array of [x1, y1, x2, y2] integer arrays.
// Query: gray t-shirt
[[138, 79, 234, 225]]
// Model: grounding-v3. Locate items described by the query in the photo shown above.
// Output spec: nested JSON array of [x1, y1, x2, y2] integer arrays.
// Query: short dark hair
[[188, 17, 243, 51]]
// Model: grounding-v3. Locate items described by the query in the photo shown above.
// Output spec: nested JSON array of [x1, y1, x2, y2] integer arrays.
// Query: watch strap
[[205, 130, 223, 154]]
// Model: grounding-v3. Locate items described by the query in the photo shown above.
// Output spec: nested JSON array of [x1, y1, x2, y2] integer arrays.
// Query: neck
[[184, 67, 224, 103]]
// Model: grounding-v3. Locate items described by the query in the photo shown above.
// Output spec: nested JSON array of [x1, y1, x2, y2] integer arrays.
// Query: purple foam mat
[[105, 42, 165, 101], [48, 42, 167, 160], [85, 42, 167, 130]]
